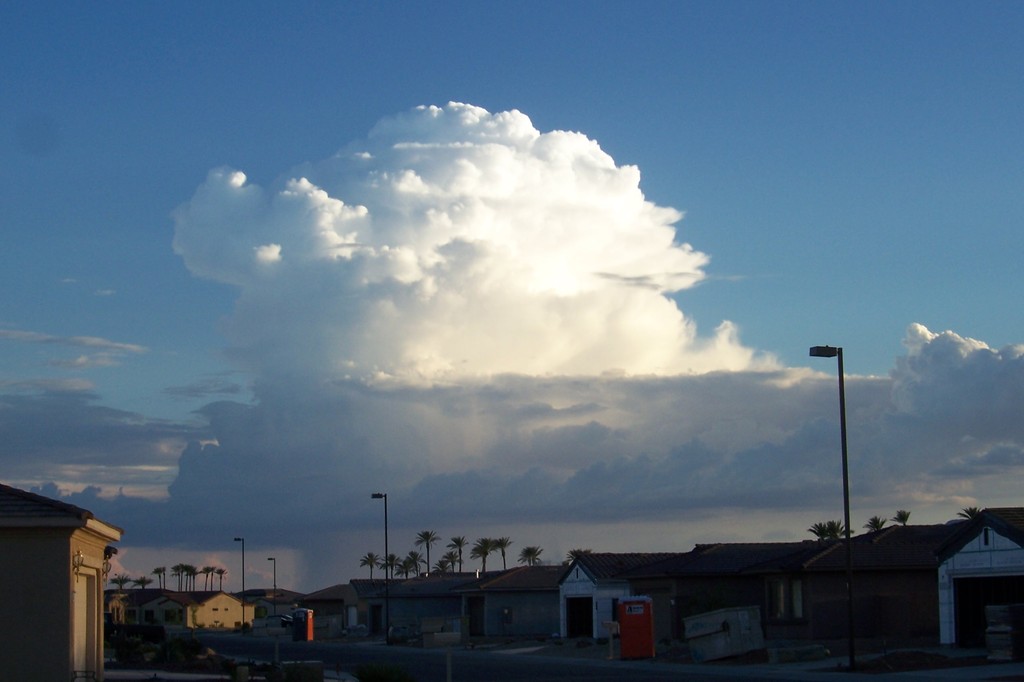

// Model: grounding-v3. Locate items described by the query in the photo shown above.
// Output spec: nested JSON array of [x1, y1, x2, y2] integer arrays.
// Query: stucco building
[[0, 483, 122, 681]]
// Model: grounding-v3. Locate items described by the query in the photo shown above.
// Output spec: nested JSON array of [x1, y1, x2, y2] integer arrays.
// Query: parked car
[[267, 614, 293, 627]]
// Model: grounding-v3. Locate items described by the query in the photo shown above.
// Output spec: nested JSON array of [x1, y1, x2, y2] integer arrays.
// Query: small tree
[[415, 531, 439, 574], [132, 576, 154, 589], [892, 509, 911, 526], [447, 537, 468, 572], [808, 520, 847, 540], [360, 552, 381, 579], [958, 506, 982, 520], [518, 546, 543, 566], [564, 548, 593, 564], [863, 516, 887, 532]]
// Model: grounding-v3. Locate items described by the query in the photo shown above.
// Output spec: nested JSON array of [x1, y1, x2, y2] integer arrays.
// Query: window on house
[[984, 527, 991, 546], [767, 577, 803, 620], [144, 609, 156, 624]]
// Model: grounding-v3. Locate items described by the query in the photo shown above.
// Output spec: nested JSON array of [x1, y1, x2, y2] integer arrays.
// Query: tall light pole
[[371, 492, 390, 643], [233, 537, 246, 631], [267, 557, 277, 617], [809, 345, 855, 670]]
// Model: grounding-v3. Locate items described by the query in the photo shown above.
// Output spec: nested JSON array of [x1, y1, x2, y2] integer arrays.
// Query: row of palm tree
[[109, 564, 228, 592], [360, 533, 547, 579], [808, 506, 984, 541]]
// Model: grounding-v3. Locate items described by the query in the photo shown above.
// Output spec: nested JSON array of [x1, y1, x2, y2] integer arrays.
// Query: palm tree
[[201, 566, 215, 590], [215, 567, 227, 590], [564, 548, 593, 564], [152, 566, 166, 590], [406, 550, 425, 576], [863, 516, 887, 532], [415, 531, 440, 574], [494, 537, 513, 570], [518, 546, 543, 566], [360, 552, 381, 579], [471, 537, 497, 572], [447, 536, 468, 572], [110, 573, 132, 591], [171, 564, 185, 591], [808, 520, 847, 540], [892, 509, 911, 526], [958, 506, 982, 520], [433, 557, 452, 574], [182, 564, 198, 591], [441, 550, 460, 573], [132, 576, 154, 589], [380, 553, 400, 580]]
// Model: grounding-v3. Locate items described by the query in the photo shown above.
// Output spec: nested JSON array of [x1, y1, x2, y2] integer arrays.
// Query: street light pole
[[233, 537, 246, 631], [371, 492, 390, 644], [809, 345, 855, 671], [267, 557, 277, 617]]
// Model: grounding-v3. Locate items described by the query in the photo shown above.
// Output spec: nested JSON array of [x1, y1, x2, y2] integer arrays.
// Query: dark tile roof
[[350, 579, 390, 598], [389, 574, 478, 597], [456, 565, 567, 592], [625, 543, 827, 578], [569, 553, 682, 580], [0, 482, 94, 523], [302, 583, 350, 601], [808, 524, 961, 571]]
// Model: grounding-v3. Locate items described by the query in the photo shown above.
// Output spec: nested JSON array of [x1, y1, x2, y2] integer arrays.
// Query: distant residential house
[[350, 578, 389, 634], [937, 508, 1024, 646], [624, 524, 962, 645], [301, 583, 358, 637], [559, 553, 678, 639], [456, 565, 565, 637], [0, 483, 122, 681], [239, 587, 303, 620], [111, 589, 244, 629]]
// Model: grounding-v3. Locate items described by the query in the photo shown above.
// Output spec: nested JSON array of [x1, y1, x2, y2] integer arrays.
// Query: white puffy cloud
[[173, 102, 771, 384]]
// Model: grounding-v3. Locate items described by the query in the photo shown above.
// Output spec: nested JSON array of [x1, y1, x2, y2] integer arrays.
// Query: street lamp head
[[233, 537, 244, 542], [371, 492, 386, 499], [809, 345, 840, 358], [267, 557, 275, 562]]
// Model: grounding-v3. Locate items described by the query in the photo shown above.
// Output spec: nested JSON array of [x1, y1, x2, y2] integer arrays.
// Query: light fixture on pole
[[267, 557, 277, 617], [809, 344, 855, 671], [234, 537, 246, 631], [371, 492, 390, 644]]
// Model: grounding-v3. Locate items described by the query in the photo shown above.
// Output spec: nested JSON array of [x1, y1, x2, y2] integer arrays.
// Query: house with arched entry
[[938, 508, 1024, 647], [0, 483, 122, 681]]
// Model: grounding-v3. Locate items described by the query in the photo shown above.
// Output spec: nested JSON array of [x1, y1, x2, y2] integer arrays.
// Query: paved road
[[196, 632, 788, 682]]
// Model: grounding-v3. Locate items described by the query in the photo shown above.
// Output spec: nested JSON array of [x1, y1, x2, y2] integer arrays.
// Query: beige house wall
[[0, 521, 119, 681]]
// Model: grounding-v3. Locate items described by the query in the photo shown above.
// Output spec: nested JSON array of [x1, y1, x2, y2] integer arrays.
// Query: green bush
[[353, 662, 416, 682]]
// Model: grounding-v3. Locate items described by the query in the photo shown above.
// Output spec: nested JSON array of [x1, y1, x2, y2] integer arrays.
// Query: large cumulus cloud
[[172, 102, 771, 384]]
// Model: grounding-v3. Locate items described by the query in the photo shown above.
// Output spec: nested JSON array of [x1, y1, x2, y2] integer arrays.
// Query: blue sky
[[2, 2, 1023, 590]]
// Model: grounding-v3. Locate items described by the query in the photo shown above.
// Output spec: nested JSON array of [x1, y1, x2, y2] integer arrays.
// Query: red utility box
[[617, 597, 655, 659]]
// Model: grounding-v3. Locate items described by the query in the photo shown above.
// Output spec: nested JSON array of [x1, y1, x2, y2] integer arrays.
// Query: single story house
[[301, 582, 358, 637], [559, 553, 678, 639], [0, 483, 122, 681], [624, 523, 962, 645], [456, 565, 565, 637], [937, 508, 1024, 646], [110, 589, 245, 629]]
